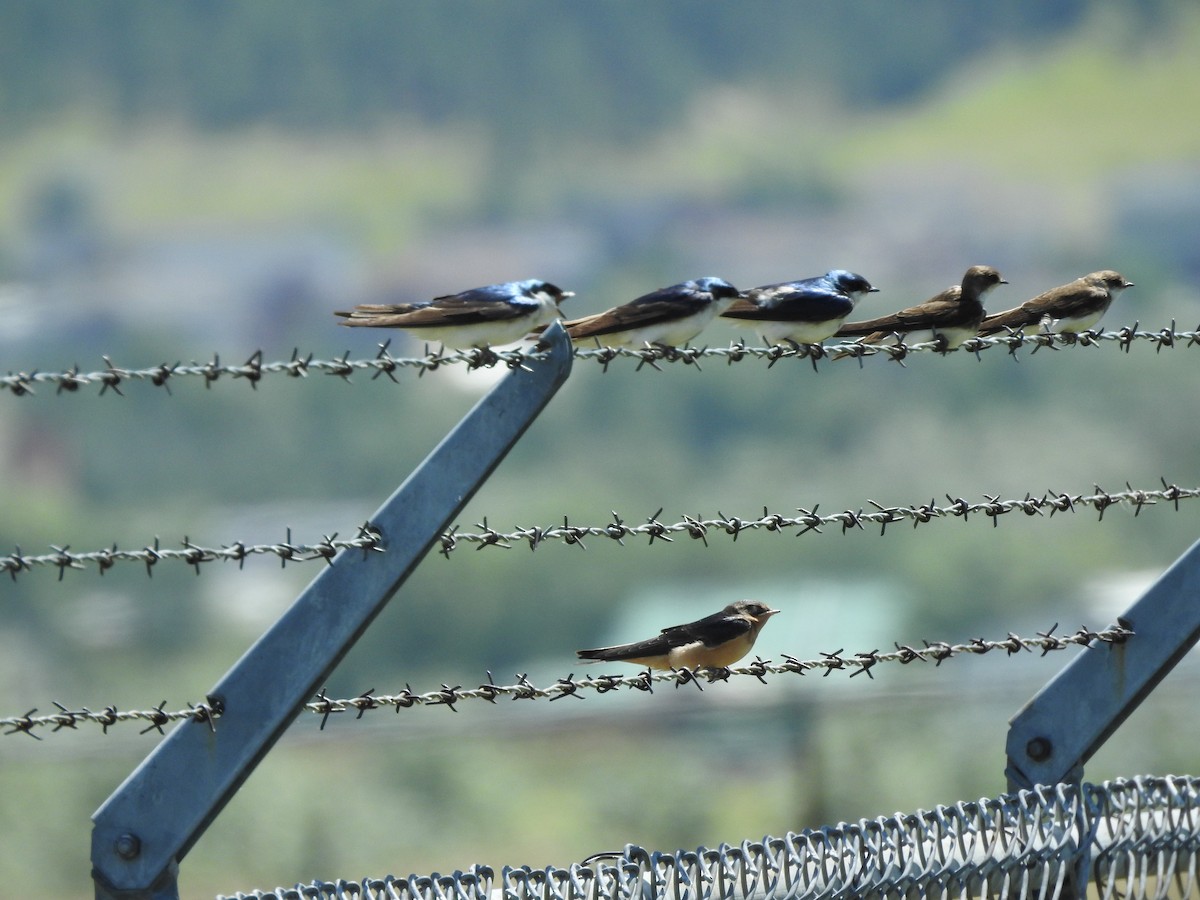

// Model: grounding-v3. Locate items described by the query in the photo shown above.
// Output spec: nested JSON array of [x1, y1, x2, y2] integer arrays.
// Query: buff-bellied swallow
[[977, 270, 1134, 336], [835, 265, 1006, 350], [721, 269, 879, 345], [334, 279, 573, 348], [576, 600, 780, 670], [561, 277, 740, 348]]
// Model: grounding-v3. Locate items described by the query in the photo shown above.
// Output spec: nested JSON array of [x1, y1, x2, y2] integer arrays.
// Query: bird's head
[[524, 280, 575, 305], [1087, 270, 1134, 296], [693, 277, 741, 304], [828, 270, 879, 299], [961, 265, 1007, 297], [726, 599, 780, 626]]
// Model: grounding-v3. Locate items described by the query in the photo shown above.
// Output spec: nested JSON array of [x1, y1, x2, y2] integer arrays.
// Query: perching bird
[[576, 600, 780, 670], [977, 270, 1134, 336], [334, 279, 573, 348], [720, 269, 879, 345], [561, 277, 741, 348], [835, 265, 1007, 351]]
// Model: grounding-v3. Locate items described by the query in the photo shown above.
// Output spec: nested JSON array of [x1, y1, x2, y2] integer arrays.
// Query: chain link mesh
[[215, 775, 1200, 900]]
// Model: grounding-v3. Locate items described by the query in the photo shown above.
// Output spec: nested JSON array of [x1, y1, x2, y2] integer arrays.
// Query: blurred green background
[[3, 1, 1200, 896]]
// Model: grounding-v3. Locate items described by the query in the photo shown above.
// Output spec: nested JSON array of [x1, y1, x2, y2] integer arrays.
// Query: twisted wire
[[0, 524, 383, 580], [1, 621, 1131, 738], [438, 481, 1200, 555], [214, 775, 1200, 900], [1, 697, 223, 740], [5, 482, 1196, 580], [3, 323, 1198, 397]]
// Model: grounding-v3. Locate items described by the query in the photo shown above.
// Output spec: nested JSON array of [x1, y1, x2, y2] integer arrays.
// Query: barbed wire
[[438, 480, 1200, 554], [1, 697, 224, 740], [0, 524, 383, 581], [1, 621, 1131, 738], [5, 482, 1195, 581], [2, 322, 1197, 397]]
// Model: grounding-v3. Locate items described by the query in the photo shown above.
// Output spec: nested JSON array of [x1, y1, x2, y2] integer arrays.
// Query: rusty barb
[[2, 323, 1198, 396], [2, 621, 1131, 739]]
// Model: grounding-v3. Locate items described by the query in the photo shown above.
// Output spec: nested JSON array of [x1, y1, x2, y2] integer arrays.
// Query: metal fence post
[[91, 325, 573, 899], [1006, 536, 1200, 793]]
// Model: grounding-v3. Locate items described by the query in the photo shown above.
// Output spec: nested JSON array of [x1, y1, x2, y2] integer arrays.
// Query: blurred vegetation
[[2, 3, 1200, 897], [0, 0, 1117, 136]]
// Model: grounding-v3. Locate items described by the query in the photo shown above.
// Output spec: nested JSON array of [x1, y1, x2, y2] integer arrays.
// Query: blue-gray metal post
[[1006, 536, 1200, 793], [91, 325, 573, 899]]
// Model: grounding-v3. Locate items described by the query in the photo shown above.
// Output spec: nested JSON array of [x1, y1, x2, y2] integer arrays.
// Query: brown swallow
[[977, 270, 1133, 336], [835, 265, 1007, 350]]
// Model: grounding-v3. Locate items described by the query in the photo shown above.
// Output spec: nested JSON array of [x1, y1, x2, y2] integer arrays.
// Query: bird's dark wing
[[835, 287, 961, 336], [1042, 283, 1111, 319], [337, 294, 534, 328], [978, 280, 1106, 334], [723, 285, 853, 323], [576, 609, 753, 662], [978, 304, 1040, 334], [564, 292, 709, 339], [661, 609, 752, 648]]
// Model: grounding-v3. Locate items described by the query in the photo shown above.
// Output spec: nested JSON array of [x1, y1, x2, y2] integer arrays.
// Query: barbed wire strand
[[0, 524, 384, 581], [5, 481, 1195, 580], [2, 322, 1198, 397], [437, 480, 1200, 556], [0, 621, 1131, 738]]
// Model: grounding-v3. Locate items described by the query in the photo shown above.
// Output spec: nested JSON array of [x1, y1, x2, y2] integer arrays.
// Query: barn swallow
[[721, 269, 879, 344], [561, 277, 741, 348], [834, 265, 1006, 350], [977, 270, 1134, 336], [334, 279, 573, 348], [576, 600, 780, 670]]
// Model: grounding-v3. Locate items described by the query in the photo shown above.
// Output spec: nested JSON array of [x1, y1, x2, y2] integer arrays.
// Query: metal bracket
[[1006, 536, 1200, 792], [91, 325, 573, 899]]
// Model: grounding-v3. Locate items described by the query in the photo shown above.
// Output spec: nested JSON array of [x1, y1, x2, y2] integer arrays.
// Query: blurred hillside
[[2, 3, 1200, 898]]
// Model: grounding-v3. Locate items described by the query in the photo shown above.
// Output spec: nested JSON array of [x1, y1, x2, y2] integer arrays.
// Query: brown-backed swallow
[[834, 265, 1007, 351], [335, 279, 572, 348], [576, 600, 780, 670], [560, 277, 740, 348], [977, 270, 1133, 336]]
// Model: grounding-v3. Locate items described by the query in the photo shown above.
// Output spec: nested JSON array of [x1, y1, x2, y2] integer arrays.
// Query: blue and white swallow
[[576, 600, 780, 670], [335, 279, 573, 348], [562, 277, 741, 348], [721, 269, 879, 344]]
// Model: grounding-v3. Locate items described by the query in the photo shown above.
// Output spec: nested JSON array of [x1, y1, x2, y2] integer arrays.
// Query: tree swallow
[[576, 600, 780, 670], [721, 269, 879, 344], [977, 270, 1134, 336], [835, 265, 1007, 350], [561, 277, 741, 348], [334, 279, 573, 348]]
